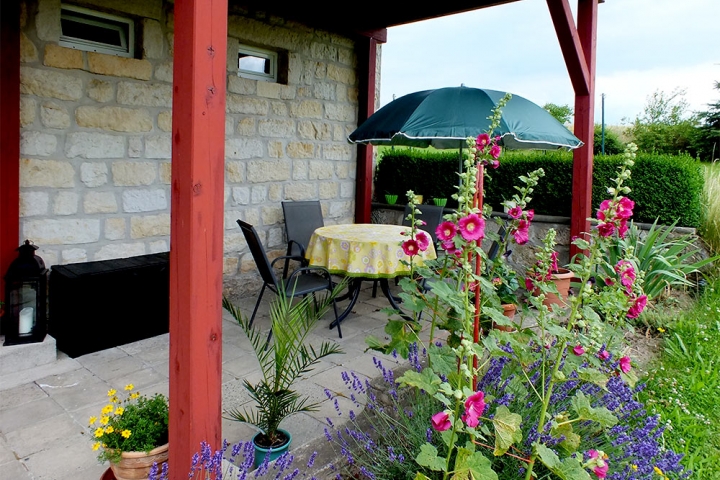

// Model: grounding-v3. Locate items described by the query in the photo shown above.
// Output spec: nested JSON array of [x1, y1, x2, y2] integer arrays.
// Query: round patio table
[[305, 224, 436, 325]]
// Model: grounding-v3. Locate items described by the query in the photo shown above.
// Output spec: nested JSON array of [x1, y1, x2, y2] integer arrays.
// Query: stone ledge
[[0, 334, 57, 377]]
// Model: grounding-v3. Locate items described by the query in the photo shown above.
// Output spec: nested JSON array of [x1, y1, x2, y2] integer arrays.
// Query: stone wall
[[18, 0, 366, 297]]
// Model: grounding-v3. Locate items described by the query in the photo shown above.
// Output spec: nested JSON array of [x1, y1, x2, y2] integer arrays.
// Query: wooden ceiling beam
[[546, 0, 591, 96]]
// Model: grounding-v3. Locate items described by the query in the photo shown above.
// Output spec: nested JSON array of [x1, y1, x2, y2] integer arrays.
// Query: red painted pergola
[[0, 1, 596, 477]]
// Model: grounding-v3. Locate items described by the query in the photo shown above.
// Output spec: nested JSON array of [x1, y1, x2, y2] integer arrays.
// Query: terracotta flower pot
[[109, 443, 169, 480], [536, 268, 574, 311], [492, 303, 517, 332]]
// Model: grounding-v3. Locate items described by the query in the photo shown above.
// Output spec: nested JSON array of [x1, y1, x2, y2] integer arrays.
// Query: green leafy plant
[[88, 384, 169, 463], [222, 285, 345, 448]]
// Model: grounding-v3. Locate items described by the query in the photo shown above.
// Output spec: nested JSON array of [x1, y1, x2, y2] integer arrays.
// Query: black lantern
[[3, 240, 48, 346]]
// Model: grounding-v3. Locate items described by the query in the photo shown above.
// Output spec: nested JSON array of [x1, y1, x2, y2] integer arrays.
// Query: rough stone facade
[[18, 0, 368, 297]]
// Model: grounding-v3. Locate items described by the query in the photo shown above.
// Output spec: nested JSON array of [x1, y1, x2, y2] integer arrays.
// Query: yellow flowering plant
[[88, 384, 169, 463]]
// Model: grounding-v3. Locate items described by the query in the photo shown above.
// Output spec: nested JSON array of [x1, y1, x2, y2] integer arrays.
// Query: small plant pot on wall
[[253, 429, 292, 468], [413, 195, 423, 205], [385, 194, 398, 205], [534, 268, 574, 311], [492, 304, 517, 332], [432, 198, 447, 207]]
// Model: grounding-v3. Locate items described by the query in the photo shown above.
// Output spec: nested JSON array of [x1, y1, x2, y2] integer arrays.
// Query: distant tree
[[543, 103, 573, 125], [593, 124, 624, 155], [691, 81, 720, 161], [628, 88, 699, 155]]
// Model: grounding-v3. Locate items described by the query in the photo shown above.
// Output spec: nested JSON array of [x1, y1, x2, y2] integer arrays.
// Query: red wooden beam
[[0, 0, 21, 304], [546, 0, 590, 97], [169, 0, 227, 477], [354, 34, 383, 223]]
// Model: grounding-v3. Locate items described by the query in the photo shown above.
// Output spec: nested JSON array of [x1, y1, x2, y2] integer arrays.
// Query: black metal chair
[[281, 200, 324, 277], [236, 219, 342, 338]]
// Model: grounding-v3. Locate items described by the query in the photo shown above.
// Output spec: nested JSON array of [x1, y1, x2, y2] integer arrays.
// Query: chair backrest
[[237, 220, 279, 287], [282, 201, 324, 257], [402, 204, 445, 244]]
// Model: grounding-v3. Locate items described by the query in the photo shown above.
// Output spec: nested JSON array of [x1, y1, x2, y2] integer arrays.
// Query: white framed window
[[238, 45, 277, 82], [59, 5, 135, 58]]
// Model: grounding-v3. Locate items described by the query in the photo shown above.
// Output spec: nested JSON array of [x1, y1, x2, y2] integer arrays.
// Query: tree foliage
[[543, 102, 573, 125], [627, 88, 698, 155], [593, 124, 624, 155], [691, 80, 720, 161]]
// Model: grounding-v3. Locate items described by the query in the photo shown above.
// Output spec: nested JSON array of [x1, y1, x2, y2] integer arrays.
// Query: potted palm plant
[[222, 286, 344, 467]]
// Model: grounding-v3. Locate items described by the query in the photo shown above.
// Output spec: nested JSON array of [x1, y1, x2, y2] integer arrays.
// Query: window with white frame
[[59, 5, 135, 58], [238, 45, 278, 82]]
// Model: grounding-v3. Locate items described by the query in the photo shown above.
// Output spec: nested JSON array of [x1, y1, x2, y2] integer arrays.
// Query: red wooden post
[[0, 0, 20, 304], [355, 36, 380, 223], [170, 0, 227, 477]]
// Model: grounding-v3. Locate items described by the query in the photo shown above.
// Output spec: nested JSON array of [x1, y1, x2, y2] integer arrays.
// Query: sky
[[379, 0, 720, 126]]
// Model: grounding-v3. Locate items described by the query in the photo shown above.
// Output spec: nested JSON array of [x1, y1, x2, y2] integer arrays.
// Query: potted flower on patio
[[88, 384, 169, 480], [222, 286, 344, 467]]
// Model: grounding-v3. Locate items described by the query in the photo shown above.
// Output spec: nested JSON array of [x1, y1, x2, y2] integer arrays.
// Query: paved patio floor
[[0, 283, 418, 480]]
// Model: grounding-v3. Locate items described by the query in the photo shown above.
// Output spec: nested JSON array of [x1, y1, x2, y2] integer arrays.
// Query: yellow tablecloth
[[306, 224, 436, 278]]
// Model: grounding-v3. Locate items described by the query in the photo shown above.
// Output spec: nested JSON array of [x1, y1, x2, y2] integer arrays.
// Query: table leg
[[378, 278, 413, 321], [329, 278, 362, 329]]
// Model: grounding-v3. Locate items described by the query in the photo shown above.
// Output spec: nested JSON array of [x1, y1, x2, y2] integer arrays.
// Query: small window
[[59, 5, 134, 58], [238, 45, 277, 82]]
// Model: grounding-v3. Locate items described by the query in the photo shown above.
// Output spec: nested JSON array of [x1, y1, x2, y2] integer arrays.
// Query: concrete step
[[0, 334, 58, 378]]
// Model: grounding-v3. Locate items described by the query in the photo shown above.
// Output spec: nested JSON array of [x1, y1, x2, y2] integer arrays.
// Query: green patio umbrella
[[348, 86, 582, 151]]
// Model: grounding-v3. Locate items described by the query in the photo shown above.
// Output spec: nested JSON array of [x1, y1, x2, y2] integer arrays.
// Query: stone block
[[323, 144, 353, 161], [76, 106, 153, 132], [157, 111, 172, 132], [53, 192, 78, 215], [268, 183, 282, 201], [43, 44, 83, 69], [284, 182, 316, 200], [227, 76, 256, 95], [223, 256, 239, 275], [21, 67, 83, 101], [159, 162, 171, 184], [88, 53, 152, 81], [268, 141, 283, 158], [23, 218, 100, 244], [142, 19, 164, 59], [87, 79, 114, 102], [287, 142, 314, 159], [327, 64, 355, 85], [62, 249, 87, 263], [250, 186, 267, 204], [117, 81, 172, 107], [292, 160, 309, 180], [121, 189, 167, 212], [310, 42, 337, 61], [20, 97, 36, 127], [149, 240, 168, 253], [20, 131, 57, 156], [236, 117, 255, 136], [105, 218, 126, 240], [79, 0, 162, 20], [335, 162, 352, 179], [289, 100, 322, 118], [223, 232, 246, 253], [225, 137, 264, 159], [94, 243, 147, 261], [226, 161, 245, 183], [258, 118, 295, 138], [20, 191, 49, 216], [226, 37, 239, 72], [154, 62, 173, 83], [247, 159, 291, 183], [128, 136, 143, 158], [329, 200, 353, 219], [271, 101, 288, 116], [40, 101, 70, 129], [298, 120, 332, 140], [313, 82, 335, 100], [20, 33, 38, 63], [65, 132, 124, 158], [20, 158, 74, 187], [80, 162, 108, 187], [112, 161, 157, 186], [338, 47, 354, 66], [319, 182, 339, 199], [226, 94, 268, 114], [309, 160, 334, 180], [257, 81, 282, 99], [84, 191, 118, 214], [325, 103, 355, 122], [225, 115, 234, 135], [145, 135, 171, 159], [231, 187, 250, 205], [340, 181, 355, 198], [130, 213, 170, 238], [36, 0, 61, 41], [261, 205, 283, 225]]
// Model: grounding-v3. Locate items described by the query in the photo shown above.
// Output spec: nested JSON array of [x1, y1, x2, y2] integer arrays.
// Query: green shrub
[[374, 149, 704, 227]]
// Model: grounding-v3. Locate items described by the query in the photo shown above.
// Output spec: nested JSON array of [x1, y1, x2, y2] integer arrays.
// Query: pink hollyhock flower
[[598, 350, 610, 361], [550, 251, 559, 273], [525, 277, 535, 291], [597, 222, 615, 237], [512, 219, 530, 245], [476, 133, 490, 149], [402, 239, 419, 257], [525, 209, 535, 221], [573, 345, 586, 356], [508, 206, 523, 219], [587, 450, 599, 460], [596, 200, 612, 221], [431, 412, 451, 431], [490, 144, 502, 160], [458, 214, 485, 241], [619, 356, 632, 373], [436, 221, 457, 242], [461, 391, 486, 428], [593, 464, 609, 479], [441, 241, 460, 257], [415, 231, 430, 251], [618, 220, 629, 239], [614, 260, 636, 288], [616, 197, 635, 220], [489, 159, 500, 169], [626, 294, 648, 319]]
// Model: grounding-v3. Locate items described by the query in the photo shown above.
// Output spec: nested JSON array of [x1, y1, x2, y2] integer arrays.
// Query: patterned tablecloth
[[305, 224, 436, 278]]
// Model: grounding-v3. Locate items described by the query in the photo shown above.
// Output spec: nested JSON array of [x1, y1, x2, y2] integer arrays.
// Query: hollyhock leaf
[[577, 367, 609, 388], [397, 369, 442, 395], [570, 391, 618, 428], [428, 344, 459, 377], [551, 422, 581, 454], [535, 443, 563, 470], [414, 473, 433, 480], [454, 448, 498, 480], [572, 238, 591, 251], [416, 443, 446, 472], [537, 444, 593, 480], [492, 406, 523, 456], [620, 369, 638, 388]]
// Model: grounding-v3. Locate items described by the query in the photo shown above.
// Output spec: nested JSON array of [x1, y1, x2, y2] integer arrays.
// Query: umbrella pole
[[472, 162, 484, 391]]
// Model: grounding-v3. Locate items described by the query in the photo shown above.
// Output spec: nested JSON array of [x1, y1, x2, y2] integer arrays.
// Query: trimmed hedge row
[[374, 149, 704, 228]]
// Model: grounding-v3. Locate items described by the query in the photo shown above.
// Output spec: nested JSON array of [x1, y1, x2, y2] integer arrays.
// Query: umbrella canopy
[[348, 86, 582, 151]]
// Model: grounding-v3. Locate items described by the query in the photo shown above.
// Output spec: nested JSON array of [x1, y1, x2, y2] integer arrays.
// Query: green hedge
[[374, 149, 704, 228]]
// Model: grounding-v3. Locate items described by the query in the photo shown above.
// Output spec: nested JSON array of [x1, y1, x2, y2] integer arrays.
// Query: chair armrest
[[286, 240, 307, 259], [271, 254, 306, 269], [286, 265, 332, 282]]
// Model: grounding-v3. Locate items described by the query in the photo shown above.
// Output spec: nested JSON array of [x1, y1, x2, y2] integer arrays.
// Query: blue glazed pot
[[253, 429, 292, 468]]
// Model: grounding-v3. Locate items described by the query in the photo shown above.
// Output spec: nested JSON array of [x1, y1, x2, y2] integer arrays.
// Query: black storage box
[[49, 252, 169, 358]]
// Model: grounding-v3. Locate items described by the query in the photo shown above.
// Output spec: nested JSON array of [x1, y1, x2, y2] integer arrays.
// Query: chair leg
[[249, 284, 267, 328], [331, 298, 342, 338]]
